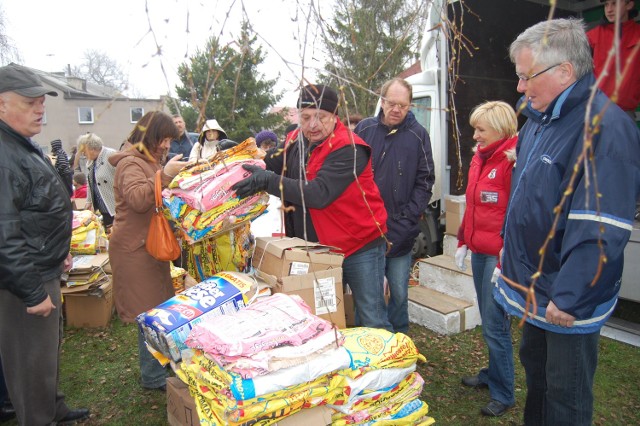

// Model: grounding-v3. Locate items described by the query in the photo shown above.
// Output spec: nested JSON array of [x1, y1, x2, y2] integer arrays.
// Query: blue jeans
[[137, 329, 167, 389], [471, 252, 515, 406], [343, 243, 392, 331], [520, 322, 599, 426], [385, 252, 412, 333]]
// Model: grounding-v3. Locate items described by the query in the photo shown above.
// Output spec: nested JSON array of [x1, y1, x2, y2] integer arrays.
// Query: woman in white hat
[[188, 119, 228, 162]]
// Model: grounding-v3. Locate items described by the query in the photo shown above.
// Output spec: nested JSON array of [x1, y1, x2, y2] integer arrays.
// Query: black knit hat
[[298, 84, 339, 114]]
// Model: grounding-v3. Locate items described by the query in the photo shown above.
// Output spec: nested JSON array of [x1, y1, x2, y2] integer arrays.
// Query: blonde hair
[[469, 101, 518, 139]]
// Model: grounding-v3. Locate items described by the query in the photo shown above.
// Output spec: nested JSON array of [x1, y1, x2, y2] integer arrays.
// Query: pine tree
[[171, 21, 285, 141], [321, 0, 425, 116]]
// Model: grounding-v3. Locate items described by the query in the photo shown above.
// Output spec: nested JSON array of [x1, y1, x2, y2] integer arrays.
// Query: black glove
[[218, 139, 239, 150], [232, 164, 274, 199]]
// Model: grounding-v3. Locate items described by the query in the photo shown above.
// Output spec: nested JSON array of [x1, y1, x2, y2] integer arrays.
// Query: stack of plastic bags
[[70, 210, 107, 255], [183, 223, 253, 282], [162, 138, 269, 244], [328, 327, 434, 425], [175, 292, 435, 425], [178, 293, 349, 425]]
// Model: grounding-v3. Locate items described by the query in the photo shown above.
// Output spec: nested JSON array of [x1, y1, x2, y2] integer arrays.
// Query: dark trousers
[[0, 356, 7, 406], [0, 278, 70, 425], [520, 322, 599, 426]]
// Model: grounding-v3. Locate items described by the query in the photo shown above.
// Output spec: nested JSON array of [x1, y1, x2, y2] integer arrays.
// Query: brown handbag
[[146, 170, 181, 261]]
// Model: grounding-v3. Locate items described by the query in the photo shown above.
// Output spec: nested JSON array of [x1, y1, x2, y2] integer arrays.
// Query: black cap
[[0, 64, 58, 98], [298, 84, 339, 114]]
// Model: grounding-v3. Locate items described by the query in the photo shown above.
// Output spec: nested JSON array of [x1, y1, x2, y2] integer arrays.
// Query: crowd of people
[[0, 3, 639, 425]]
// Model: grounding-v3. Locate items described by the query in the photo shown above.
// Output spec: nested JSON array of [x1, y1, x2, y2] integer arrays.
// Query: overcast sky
[[3, 0, 333, 105]]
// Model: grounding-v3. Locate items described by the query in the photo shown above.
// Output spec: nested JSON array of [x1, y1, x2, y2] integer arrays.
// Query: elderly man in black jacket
[[0, 64, 90, 425]]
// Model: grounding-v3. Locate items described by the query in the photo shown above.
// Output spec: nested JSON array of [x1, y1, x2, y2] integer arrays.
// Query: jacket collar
[[0, 119, 45, 157]]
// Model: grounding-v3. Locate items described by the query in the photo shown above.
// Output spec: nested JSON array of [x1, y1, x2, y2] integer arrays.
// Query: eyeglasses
[[516, 63, 562, 82], [384, 101, 410, 111]]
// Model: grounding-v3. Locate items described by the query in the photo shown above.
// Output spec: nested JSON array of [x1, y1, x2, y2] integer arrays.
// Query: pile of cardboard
[[252, 237, 346, 329], [62, 253, 113, 328]]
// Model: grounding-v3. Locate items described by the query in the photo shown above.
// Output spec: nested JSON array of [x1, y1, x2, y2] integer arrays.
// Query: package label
[[314, 276, 337, 315], [289, 261, 310, 275]]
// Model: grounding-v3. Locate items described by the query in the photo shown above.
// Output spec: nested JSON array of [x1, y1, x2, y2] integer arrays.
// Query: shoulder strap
[[154, 169, 163, 209]]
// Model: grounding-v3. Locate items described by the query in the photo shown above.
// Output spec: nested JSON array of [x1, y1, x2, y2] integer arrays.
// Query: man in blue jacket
[[494, 19, 640, 425], [355, 78, 435, 333], [168, 114, 194, 161]]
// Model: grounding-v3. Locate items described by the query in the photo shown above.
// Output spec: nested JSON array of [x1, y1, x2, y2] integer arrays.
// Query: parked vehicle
[[407, 0, 590, 258]]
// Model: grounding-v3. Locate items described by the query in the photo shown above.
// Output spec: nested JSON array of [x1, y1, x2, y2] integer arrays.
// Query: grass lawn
[[4, 317, 639, 425]]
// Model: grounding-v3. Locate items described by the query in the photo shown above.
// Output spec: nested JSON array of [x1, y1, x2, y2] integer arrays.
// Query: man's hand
[[491, 267, 501, 284], [545, 301, 575, 327], [26, 295, 56, 317], [63, 253, 73, 272], [231, 164, 274, 199]]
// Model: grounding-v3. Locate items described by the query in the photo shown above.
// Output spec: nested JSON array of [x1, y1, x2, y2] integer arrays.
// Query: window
[[78, 107, 94, 124], [130, 107, 144, 123], [411, 96, 432, 135]]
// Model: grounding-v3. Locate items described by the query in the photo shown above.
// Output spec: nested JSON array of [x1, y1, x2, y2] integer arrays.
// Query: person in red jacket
[[233, 84, 392, 331], [454, 101, 518, 417], [72, 172, 88, 199], [587, 0, 640, 116]]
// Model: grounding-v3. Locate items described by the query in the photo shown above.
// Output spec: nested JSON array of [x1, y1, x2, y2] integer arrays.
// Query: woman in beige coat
[[108, 111, 185, 391]]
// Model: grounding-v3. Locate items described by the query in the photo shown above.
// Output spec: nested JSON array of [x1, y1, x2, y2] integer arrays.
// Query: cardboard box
[[64, 279, 114, 328], [445, 194, 466, 236], [253, 237, 344, 278], [343, 291, 356, 327], [72, 198, 88, 210], [343, 284, 390, 328], [257, 268, 346, 329], [167, 377, 198, 426], [167, 377, 333, 426], [276, 406, 333, 425]]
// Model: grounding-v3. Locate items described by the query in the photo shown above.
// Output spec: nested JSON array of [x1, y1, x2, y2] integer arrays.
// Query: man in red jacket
[[587, 0, 640, 116], [233, 84, 392, 330]]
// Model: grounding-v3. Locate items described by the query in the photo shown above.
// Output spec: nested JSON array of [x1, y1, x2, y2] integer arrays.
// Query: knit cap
[[255, 130, 278, 147], [298, 84, 339, 114]]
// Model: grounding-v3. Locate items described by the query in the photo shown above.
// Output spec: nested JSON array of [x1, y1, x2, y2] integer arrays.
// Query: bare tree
[[0, 6, 21, 65], [71, 49, 129, 93]]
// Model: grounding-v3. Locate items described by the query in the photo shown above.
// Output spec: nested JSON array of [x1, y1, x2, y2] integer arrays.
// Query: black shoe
[[461, 375, 488, 389], [481, 400, 511, 417], [0, 402, 16, 423], [58, 408, 90, 424], [143, 384, 166, 392]]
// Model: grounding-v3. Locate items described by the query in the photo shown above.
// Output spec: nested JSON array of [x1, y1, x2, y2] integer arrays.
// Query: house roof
[[15, 63, 127, 100]]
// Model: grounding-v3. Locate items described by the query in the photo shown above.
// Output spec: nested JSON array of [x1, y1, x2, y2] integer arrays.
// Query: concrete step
[[417, 255, 476, 303], [443, 234, 462, 258], [408, 286, 480, 335]]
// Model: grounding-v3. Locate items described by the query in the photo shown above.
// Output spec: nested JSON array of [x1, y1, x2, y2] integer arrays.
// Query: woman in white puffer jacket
[[188, 119, 228, 162]]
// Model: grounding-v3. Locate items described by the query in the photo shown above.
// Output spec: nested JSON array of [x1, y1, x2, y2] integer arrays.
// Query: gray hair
[[509, 18, 593, 79], [77, 132, 103, 151]]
